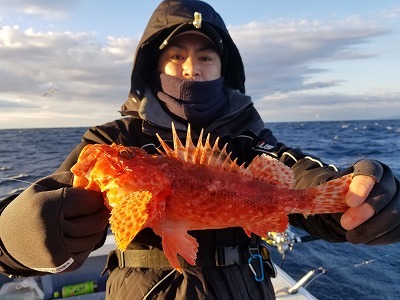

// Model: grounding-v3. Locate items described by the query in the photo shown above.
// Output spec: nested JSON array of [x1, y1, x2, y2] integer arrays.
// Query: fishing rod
[[274, 255, 393, 296], [266, 227, 397, 296]]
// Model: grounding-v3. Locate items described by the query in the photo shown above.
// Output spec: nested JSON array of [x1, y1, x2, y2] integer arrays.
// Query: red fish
[[71, 124, 352, 271]]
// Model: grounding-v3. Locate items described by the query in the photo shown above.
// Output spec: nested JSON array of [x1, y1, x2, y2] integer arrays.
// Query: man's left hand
[[340, 160, 400, 244], [341, 175, 376, 230]]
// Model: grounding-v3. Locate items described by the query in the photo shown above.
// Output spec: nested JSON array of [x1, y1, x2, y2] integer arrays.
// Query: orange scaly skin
[[71, 124, 352, 271]]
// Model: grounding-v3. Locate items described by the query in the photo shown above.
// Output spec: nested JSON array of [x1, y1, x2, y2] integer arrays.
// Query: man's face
[[157, 34, 221, 81]]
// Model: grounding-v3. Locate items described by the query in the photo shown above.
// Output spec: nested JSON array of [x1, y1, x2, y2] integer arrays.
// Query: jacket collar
[[120, 87, 265, 140]]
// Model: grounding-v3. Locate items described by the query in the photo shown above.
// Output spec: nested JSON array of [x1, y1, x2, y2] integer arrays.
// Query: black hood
[[126, 0, 246, 109]]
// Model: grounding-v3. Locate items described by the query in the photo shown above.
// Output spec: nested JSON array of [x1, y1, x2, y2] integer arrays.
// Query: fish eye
[[119, 148, 134, 159]]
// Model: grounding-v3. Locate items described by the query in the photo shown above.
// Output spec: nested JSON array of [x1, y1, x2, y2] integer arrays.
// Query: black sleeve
[[0, 119, 139, 277], [56, 118, 147, 172], [0, 195, 39, 277]]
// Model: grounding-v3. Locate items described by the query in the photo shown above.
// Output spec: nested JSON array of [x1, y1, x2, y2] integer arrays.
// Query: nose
[[181, 57, 200, 80]]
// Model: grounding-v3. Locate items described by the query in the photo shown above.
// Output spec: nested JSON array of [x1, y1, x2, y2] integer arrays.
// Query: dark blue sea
[[0, 119, 399, 299]]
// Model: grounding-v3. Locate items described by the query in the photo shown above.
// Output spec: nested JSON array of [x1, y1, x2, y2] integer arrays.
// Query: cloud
[[0, 13, 399, 129], [0, 25, 135, 98], [0, 25, 137, 128], [231, 19, 389, 97], [381, 6, 400, 19], [255, 91, 400, 122], [0, 0, 78, 17]]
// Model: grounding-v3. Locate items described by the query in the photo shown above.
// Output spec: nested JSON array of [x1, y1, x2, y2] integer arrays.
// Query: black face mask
[[151, 73, 227, 127]]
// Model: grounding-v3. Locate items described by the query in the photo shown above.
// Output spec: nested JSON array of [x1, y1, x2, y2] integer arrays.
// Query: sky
[[1, 0, 400, 129]]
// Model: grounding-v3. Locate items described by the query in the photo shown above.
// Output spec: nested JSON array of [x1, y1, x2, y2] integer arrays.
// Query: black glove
[[0, 172, 109, 274], [344, 160, 400, 245]]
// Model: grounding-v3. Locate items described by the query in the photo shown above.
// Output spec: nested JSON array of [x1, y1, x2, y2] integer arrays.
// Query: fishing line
[[0, 177, 50, 192], [300, 254, 393, 290], [0, 177, 36, 186], [274, 253, 396, 296], [142, 269, 176, 300], [270, 227, 398, 294], [326, 253, 390, 272]]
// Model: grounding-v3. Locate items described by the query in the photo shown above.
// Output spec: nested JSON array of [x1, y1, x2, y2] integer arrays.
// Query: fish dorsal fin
[[156, 123, 243, 172], [243, 154, 295, 189], [157, 124, 295, 188]]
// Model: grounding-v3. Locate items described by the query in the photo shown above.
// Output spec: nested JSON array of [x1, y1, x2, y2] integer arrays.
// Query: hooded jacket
[[123, 0, 246, 113], [0, 0, 349, 298]]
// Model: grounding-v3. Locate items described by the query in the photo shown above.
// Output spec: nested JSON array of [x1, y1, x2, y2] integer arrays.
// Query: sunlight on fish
[[71, 123, 352, 272]]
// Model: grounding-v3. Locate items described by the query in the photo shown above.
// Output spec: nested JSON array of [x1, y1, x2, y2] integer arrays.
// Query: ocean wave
[[0, 174, 30, 185], [0, 187, 26, 201]]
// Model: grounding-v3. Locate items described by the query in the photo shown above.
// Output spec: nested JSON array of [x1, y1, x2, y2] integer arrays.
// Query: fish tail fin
[[311, 173, 353, 214], [162, 231, 199, 272], [109, 191, 154, 251]]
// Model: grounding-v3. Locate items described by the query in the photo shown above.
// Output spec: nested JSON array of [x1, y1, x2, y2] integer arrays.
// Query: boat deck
[[0, 234, 317, 299]]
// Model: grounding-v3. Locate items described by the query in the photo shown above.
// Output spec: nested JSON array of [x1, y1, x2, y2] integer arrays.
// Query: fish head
[[72, 144, 173, 210], [106, 145, 173, 208]]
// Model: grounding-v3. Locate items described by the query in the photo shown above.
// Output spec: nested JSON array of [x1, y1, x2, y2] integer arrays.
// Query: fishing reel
[[264, 228, 298, 259], [264, 226, 320, 259]]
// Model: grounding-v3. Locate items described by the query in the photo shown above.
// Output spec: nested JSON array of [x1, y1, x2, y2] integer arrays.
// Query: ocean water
[[0, 119, 399, 299], [266, 119, 400, 300]]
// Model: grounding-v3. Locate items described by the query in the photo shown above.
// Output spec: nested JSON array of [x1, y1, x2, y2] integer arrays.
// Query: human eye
[[199, 55, 212, 62], [162, 46, 184, 62], [170, 54, 184, 61]]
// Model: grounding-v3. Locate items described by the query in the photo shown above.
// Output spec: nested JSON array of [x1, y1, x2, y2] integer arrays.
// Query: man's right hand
[[0, 172, 109, 274]]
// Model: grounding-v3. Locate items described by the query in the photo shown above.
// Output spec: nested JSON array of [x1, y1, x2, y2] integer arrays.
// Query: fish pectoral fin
[[161, 230, 199, 272], [109, 190, 154, 252], [244, 213, 288, 238]]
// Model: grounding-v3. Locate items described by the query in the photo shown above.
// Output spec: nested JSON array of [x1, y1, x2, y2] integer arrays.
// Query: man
[[0, 1, 399, 299]]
